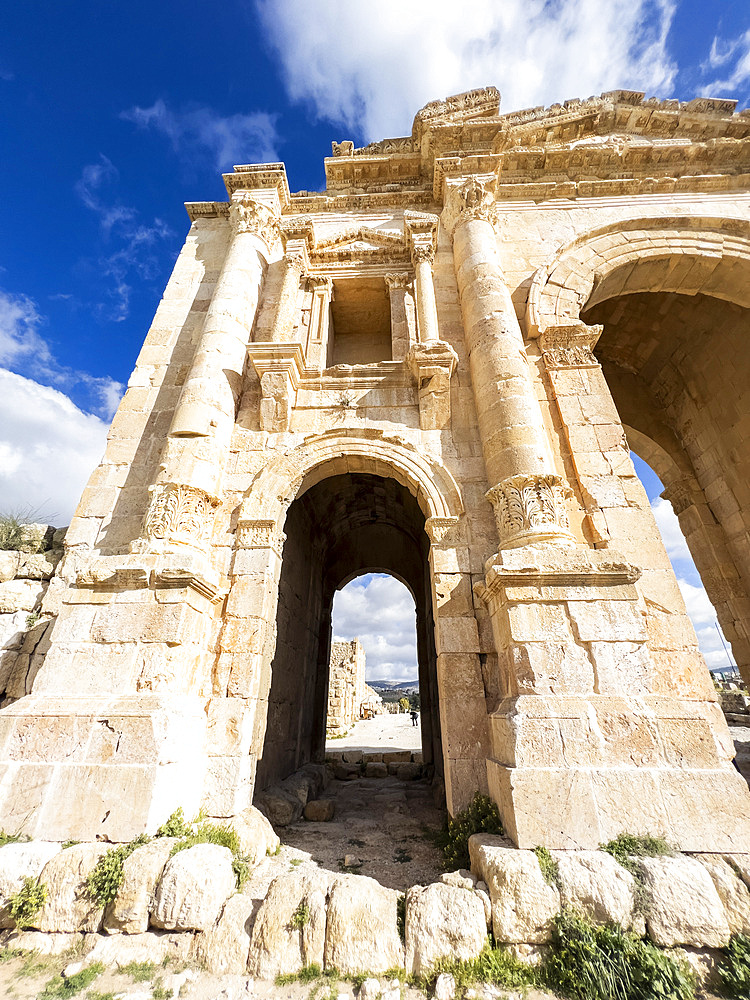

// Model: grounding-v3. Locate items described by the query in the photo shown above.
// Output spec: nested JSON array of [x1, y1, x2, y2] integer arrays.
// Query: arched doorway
[[254, 471, 442, 791]]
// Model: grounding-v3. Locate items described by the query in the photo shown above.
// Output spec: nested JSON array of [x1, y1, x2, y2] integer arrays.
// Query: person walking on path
[[410, 709, 418, 727]]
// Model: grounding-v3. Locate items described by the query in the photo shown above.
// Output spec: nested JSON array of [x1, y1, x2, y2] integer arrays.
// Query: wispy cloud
[[121, 99, 279, 170], [0, 369, 109, 525], [0, 287, 123, 420], [701, 28, 750, 97], [254, 0, 677, 141], [332, 574, 418, 684], [75, 155, 172, 322]]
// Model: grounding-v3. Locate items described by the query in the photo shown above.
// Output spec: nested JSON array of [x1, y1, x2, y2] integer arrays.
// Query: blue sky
[[3, 1, 750, 678]]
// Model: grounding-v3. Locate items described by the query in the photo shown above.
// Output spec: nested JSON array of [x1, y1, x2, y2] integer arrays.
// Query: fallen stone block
[[405, 881, 487, 974], [151, 843, 236, 931]]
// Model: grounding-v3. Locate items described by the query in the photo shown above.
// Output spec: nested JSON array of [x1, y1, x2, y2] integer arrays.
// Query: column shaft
[[269, 255, 305, 343], [414, 253, 439, 343]]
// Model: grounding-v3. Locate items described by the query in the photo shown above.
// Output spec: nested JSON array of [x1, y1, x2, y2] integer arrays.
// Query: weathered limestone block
[[0, 553, 19, 584], [638, 856, 731, 947], [193, 892, 256, 974], [254, 787, 303, 827], [151, 844, 236, 931], [36, 843, 111, 932], [103, 837, 177, 934], [304, 799, 335, 822], [248, 867, 332, 979], [439, 869, 476, 890], [0, 580, 45, 614], [469, 836, 560, 943], [694, 854, 750, 935], [554, 850, 639, 930], [324, 874, 404, 974], [405, 882, 487, 974], [0, 841, 61, 928], [5, 930, 81, 953], [16, 552, 60, 581], [84, 929, 192, 966], [723, 853, 750, 890], [231, 805, 279, 864]]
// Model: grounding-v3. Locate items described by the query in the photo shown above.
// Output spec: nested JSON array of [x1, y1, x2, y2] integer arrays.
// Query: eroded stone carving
[[486, 474, 573, 547], [142, 483, 221, 547], [229, 198, 281, 252]]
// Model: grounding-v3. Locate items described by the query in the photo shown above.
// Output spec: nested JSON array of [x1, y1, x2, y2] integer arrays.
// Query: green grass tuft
[[0, 830, 29, 848], [116, 960, 158, 982], [85, 834, 150, 906], [8, 876, 47, 930], [718, 932, 750, 998], [599, 833, 674, 877], [438, 793, 504, 871], [155, 808, 190, 839], [533, 845, 560, 887], [413, 941, 536, 994], [37, 962, 105, 999], [542, 909, 695, 1000], [275, 963, 324, 986], [289, 901, 310, 930]]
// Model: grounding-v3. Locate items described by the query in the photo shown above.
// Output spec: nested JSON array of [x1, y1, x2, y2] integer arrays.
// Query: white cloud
[[332, 573, 418, 684], [122, 100, 280, 170], [702, 29, 750, 95], [0, 288, 124, 420], [0, 369, 109, 525], [255, 0, 677, 141], [650, 495, 693, 566]]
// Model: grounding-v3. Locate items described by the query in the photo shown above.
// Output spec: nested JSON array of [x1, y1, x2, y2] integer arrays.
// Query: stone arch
[[237, 427, 464, 529], [526, 214, 750, 335]]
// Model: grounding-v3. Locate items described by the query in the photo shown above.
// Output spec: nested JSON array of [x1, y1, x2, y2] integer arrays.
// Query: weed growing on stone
[[60, 841, 80, 850], [117, 960, 158, 982], [0, 947, 26, 963], [8, 876, 47, 930], [290, 901, 310, 930], [718, 932, 750, 998], [275, 963, 327, 986], [397, 894, 406, 943], [37, 961, 105, 999], [0, 830, 29, 847], [150, 978, 174, 1000], [15, 951, 57, 979], [155, 808, 191, 839], [290, 857, 303, 867], [542, 909, 695, 1000], [87, 992, 117, 1000], [438, 793, 504, 871], [599, 833, 674, 876], [85, 833, 150, 906], [169, 821, 240, 857], [533, 845, 561, 887], [0, 513, 45, 553], [164, 813, 251, 890], [413, 941, 536, 994]]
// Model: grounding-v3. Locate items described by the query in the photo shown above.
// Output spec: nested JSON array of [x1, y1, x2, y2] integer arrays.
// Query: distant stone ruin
[[326, 638, 383, 736]]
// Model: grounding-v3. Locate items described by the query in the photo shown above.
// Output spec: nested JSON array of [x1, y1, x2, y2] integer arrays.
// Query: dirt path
[[281, 774, 448, 892], [325, 712, 422, 754]]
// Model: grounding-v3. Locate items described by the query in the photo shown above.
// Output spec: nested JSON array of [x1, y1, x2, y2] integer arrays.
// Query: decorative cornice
[[486, 473, 574, 549], [384, 273, 414, 293]]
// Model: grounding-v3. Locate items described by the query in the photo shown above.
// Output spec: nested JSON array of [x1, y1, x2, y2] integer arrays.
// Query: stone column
[[269, 253, 306, 343], [450, 176, 573, 549], [163, 194, 281, 498], [404, 211, 459, 431]]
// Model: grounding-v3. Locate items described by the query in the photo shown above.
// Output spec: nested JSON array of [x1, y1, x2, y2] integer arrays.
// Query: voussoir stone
[[151, 843, 236, 931], [694, 854, 750, 935], [324, 873, 404, 974], [103, 837, 177, 934], [231, 805, 280, 865], [248, 866, 332, 979], [36, 843, 111, 932], [638, 856, 731, 948], [193, 892, 257, 974], [469, 836, 560, 944], [405, 882, 487, 974], [554, 850, 638, 930], [0, 841, 61, 928]]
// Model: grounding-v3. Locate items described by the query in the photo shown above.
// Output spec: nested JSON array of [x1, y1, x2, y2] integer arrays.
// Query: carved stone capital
[[141, 483, 221, 548], [661, 476, 700, 516], [452, 176, 498, 230], [425, 516, 461, 545], [404, 210, 438, 267], [229, 197, 281, 252], [540, 324, 603, 369], [486, 473, 574, 549], [411, 242, 435, 266], [385, 273, 414, 294], [308, 275, 334, 292], [282, 252, 307, 278]]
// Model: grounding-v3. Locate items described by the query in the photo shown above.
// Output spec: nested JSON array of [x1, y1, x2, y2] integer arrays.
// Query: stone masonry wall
[[326, 639, 367, 737]]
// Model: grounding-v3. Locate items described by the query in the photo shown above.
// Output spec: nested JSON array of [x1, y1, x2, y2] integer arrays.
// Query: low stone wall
[[1, 823, 748, 982], [0, 523, 65, 706]]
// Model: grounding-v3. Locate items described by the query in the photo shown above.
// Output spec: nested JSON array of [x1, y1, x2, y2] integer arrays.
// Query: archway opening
[[326, 573, 422, 753], [254, 471, 442, 794], [581, 283, 750, 689]]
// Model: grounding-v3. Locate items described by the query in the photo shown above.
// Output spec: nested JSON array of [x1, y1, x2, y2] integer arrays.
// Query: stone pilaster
[[269, 253, 307, 343], [407, 341, 458, 430], [307, 276, 333, 370], [246, 342, 305, 433], [450, 176, 573, 550]]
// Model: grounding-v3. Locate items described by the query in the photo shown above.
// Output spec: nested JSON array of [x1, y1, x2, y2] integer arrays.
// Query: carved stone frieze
[[142, 483, 221, 547], [229, 198, 281, 252], [236, 519, 285, 554], [486, 474, 574, 548], [425, 516, 461, 545]]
